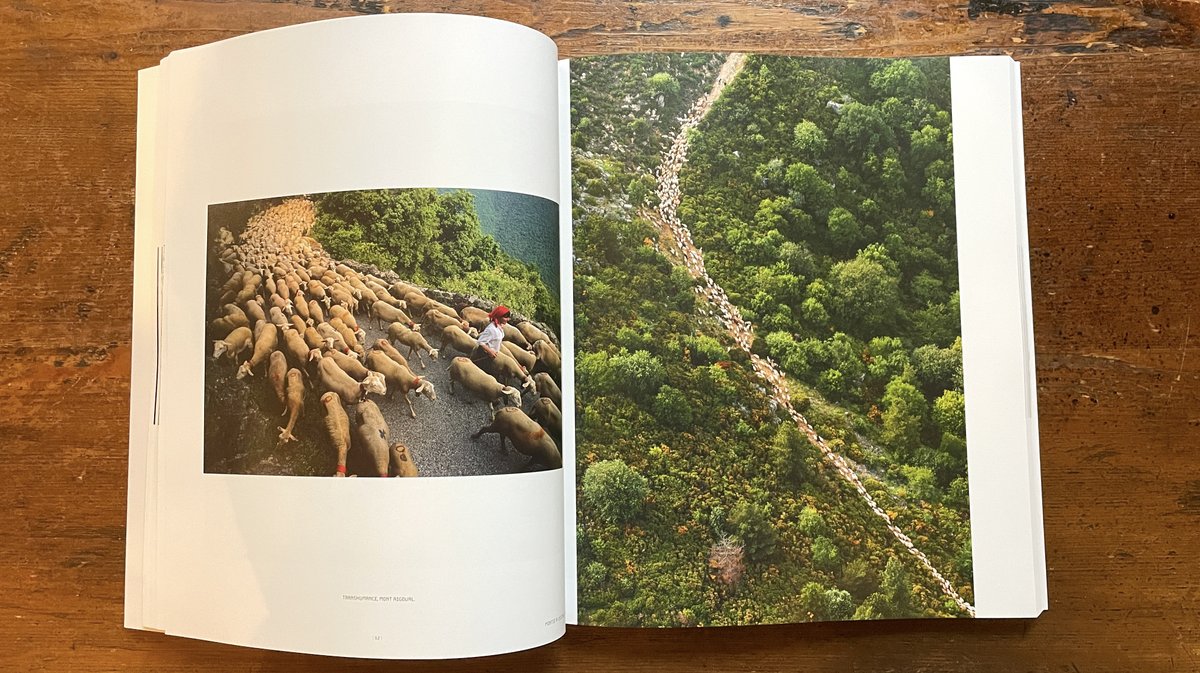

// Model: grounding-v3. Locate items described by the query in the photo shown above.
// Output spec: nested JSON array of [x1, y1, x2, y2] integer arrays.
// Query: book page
[[150, 15, 564, 658], [566, 53, 1043, 625], [125, 65, 163, 632]]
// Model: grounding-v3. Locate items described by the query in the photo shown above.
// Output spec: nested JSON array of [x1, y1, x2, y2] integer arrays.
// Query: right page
[[565, 53, 1044, 625]]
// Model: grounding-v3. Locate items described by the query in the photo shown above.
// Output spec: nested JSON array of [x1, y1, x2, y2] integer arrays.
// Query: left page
[[141, 14, 564, 658]]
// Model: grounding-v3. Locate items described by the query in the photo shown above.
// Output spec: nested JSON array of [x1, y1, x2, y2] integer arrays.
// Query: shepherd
[[471, 305, 511, 378]]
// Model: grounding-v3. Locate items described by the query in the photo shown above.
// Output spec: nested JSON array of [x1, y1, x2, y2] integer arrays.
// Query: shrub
[[582, 459, 649, 524], [729, 500, 778, 562], [609, 350, 666, 400], [653, 385, 694, 430]]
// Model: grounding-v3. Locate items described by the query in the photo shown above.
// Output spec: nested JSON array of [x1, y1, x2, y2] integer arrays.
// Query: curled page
[[148, 14, 565, 658]]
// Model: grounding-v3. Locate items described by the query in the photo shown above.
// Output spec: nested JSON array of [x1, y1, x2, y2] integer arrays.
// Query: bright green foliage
[[810, 536, 840, 571], [770, 423, 816, 487], [901, 465, 937, 502], [608, 350, 666, 401], [912, 338, 963, 395], [795, 582, 853, 621], [311, 189, 556, 325], [648, 71, 681, 97], [797, 505, 828, 537], [792, 119, 828, 160], [583, 459, 649, 524], [932, 390, 966, 437], [826, 246, 902, 336], [841, 557, 880, 599], [729, 500, 778, 562], [880, 556, 914, 615], [869, 59, 929, 101], [572, 54, 972, 627], [653, 385, 694, 430], [881, 375, 928, 458]]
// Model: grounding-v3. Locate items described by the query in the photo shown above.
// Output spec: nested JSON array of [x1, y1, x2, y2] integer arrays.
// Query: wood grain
[[2, 1, 1199, 671]]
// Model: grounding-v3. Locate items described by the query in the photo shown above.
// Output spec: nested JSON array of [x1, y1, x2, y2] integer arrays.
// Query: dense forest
[[571, 54, 971, 626], [311, 188, 558, 327]]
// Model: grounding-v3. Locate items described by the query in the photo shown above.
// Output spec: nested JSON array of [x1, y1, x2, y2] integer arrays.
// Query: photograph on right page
[[571, 54, 974, 625]]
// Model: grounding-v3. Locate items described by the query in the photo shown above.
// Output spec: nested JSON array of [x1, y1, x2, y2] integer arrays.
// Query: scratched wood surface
[[2, 1, 1199, 671]]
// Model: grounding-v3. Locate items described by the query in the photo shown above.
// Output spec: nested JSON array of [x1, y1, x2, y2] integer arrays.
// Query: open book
[[125, 13, 1045, 659]]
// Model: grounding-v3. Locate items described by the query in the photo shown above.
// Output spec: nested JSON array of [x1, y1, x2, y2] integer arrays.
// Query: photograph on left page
[[204, 187, 562, 478]]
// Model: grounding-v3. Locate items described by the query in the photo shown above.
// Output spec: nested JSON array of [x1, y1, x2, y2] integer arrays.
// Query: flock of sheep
[[208, 198, 563, 477]]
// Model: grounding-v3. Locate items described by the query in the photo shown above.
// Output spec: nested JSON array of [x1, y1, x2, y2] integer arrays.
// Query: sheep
[[371, 286, 405, 309], [267, 350, 288, 411], [364, 350, 436, 418], [329, 317, 365, 357], [353, 399, 390, 477], [425, 300, 459, 321], [501, 340, 537, 372], [232, 274, 262, 305], [316, 353, 386, 405], [268, 292, 292, 316], [306, 280, 328, 301], [236, 319, 280, 379], [308, 299, 325, 324], [293, 293, 311, 321], [320, 392, 352, 476], [460, 306, 491, 331], [447, 356, 521, 411], [281, 327, 314, 370], [316, 322, 351, 354], [328, 287, 357, 313], [501, 323, 530, 348], [389, 327, 438, 369], [440, 324, 478, 356], [516, 321, 551, 346], [491, 349, 536, 391], [371, 300, 417, 330], [289, 314, 307, 334], [423, 307, 470, 333], [329, 305, 364, 336], [392, 281, 423, 300], [243, 298, 267, 325], [302, 325, 326, 350], [268, 306, 289, 330], [472, 406, 562, 469], [212, 326, 253, 362], [403, 291, 433, 313], [531, 339, 562, 378], [528, 396, 562, 439], [278, 368, 304, 443], [322, 348, 371, 381], [372, 338, 410, 369], [533, 372, 562, 408], [211, 303, 249, 333], [388, 442, 419, 477]]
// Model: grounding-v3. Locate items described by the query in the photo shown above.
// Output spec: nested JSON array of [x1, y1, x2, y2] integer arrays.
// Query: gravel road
[[353, 319, 552, 477]]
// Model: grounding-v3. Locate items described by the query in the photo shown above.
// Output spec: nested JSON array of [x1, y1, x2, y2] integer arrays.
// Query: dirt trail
[[645, 53, 976, 616]]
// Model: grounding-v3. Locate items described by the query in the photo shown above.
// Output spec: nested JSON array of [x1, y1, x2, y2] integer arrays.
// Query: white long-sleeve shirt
[[477, 321, 504, 353]]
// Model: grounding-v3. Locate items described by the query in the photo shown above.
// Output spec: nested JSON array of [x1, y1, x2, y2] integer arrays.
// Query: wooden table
[[3, 1, 1197, 670]]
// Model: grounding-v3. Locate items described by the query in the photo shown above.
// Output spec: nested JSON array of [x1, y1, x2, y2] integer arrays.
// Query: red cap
[[488, 305, 511, 322]]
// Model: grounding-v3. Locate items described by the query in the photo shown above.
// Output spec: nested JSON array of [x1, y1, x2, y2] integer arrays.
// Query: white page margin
[[952, 55, 1047, 618], [155, 14, 566, 658]]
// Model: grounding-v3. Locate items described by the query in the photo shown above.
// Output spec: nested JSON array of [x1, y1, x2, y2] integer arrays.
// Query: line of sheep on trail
[[209, 198, 563, 477]]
